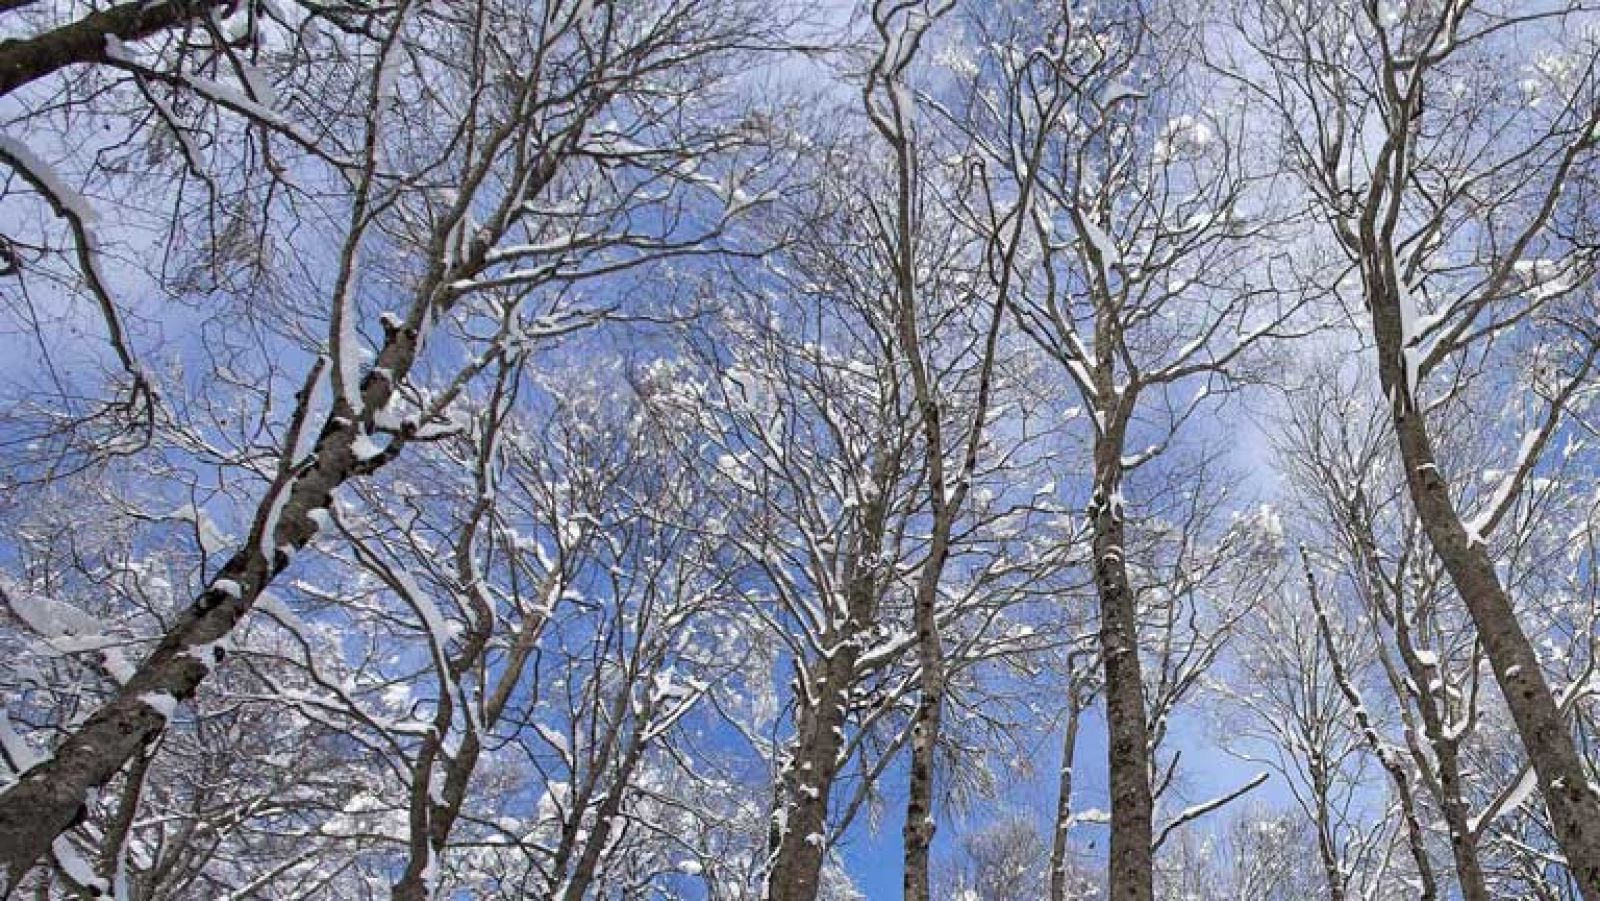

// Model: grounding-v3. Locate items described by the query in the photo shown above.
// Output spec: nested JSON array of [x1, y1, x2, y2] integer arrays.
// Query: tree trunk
[[0, 320, 424, 886], [391, 732, 448, 901], [900, 459, 952, 901], [1347, 497, 1493, 901], [0, 102, 590, 877], [901, 608, 944, 901], [765, 645, 859, 901], [1309, 760, 1346, 901], [1368, 280, 1600, 898], [561, 737, 646, 901], [1304, 547, 1439, 899], [1434, 739, 1491, 901], [1091, 443, 1154, 901], [96, 745, 151, 891], [1048, 684, 1085, 901]]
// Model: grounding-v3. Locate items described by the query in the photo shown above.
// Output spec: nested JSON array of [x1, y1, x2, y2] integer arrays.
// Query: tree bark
[[1048, 682, 1086, 901], [900, 546, 945, 901], [1367, 277, 1600, 898], [1091, 429, 1154, 901], [0, 327, 413, 888], [764, 451, 895, 901], [1434, 738, 1491, 901], [0, 304, 428, 886], [0, 0, 223, 97], [1308, 758, 1346, 901], [764, 644, 860, 901]]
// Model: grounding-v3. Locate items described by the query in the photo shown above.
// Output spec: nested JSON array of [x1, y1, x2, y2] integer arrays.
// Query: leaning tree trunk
[[0, 104, 585, 881], [1367, 275, 1600, 898], [0, 317, 422, 887]]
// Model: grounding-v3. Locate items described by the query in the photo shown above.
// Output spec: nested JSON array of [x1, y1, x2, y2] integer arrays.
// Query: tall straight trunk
[[882, 64, 948, 901], [1367, 279, 1600, 898], [865, 5, 1021, 895], [1048, 684, 1086, 901], [765, 460, 896, 901], [901, 536, 947, 901], [1091, 431, 1154, 901]]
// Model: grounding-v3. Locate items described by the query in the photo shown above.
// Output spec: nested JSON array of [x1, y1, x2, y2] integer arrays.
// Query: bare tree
[[640, 259, 925, 900], [1233, 2, 1600, 891], [945, 1, 1312, 895], [6, 0, 1600, 897], [0, 0, 784, 884], [936, 815, 1049, 901], [858, 1, 1052, 894]]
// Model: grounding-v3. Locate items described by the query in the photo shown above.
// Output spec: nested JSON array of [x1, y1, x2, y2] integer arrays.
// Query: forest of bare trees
[[1, 0, 1598, 898]]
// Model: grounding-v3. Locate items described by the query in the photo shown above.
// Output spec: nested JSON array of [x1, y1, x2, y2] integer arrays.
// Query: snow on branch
[[1152, 771, 1270, 852]]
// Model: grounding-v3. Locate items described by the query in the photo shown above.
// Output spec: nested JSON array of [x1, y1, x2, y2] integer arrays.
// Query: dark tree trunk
[[1309, 759, 1346, 901], [0, 0, 224, 97], [561, 738, 646, 901], [1091, 431, 1154, 901], [765, 645, 859, 901], [1434, 739, 1491, 901]]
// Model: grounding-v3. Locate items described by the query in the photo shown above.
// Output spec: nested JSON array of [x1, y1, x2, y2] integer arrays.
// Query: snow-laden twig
[[1152, 771, 1270, 852]]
